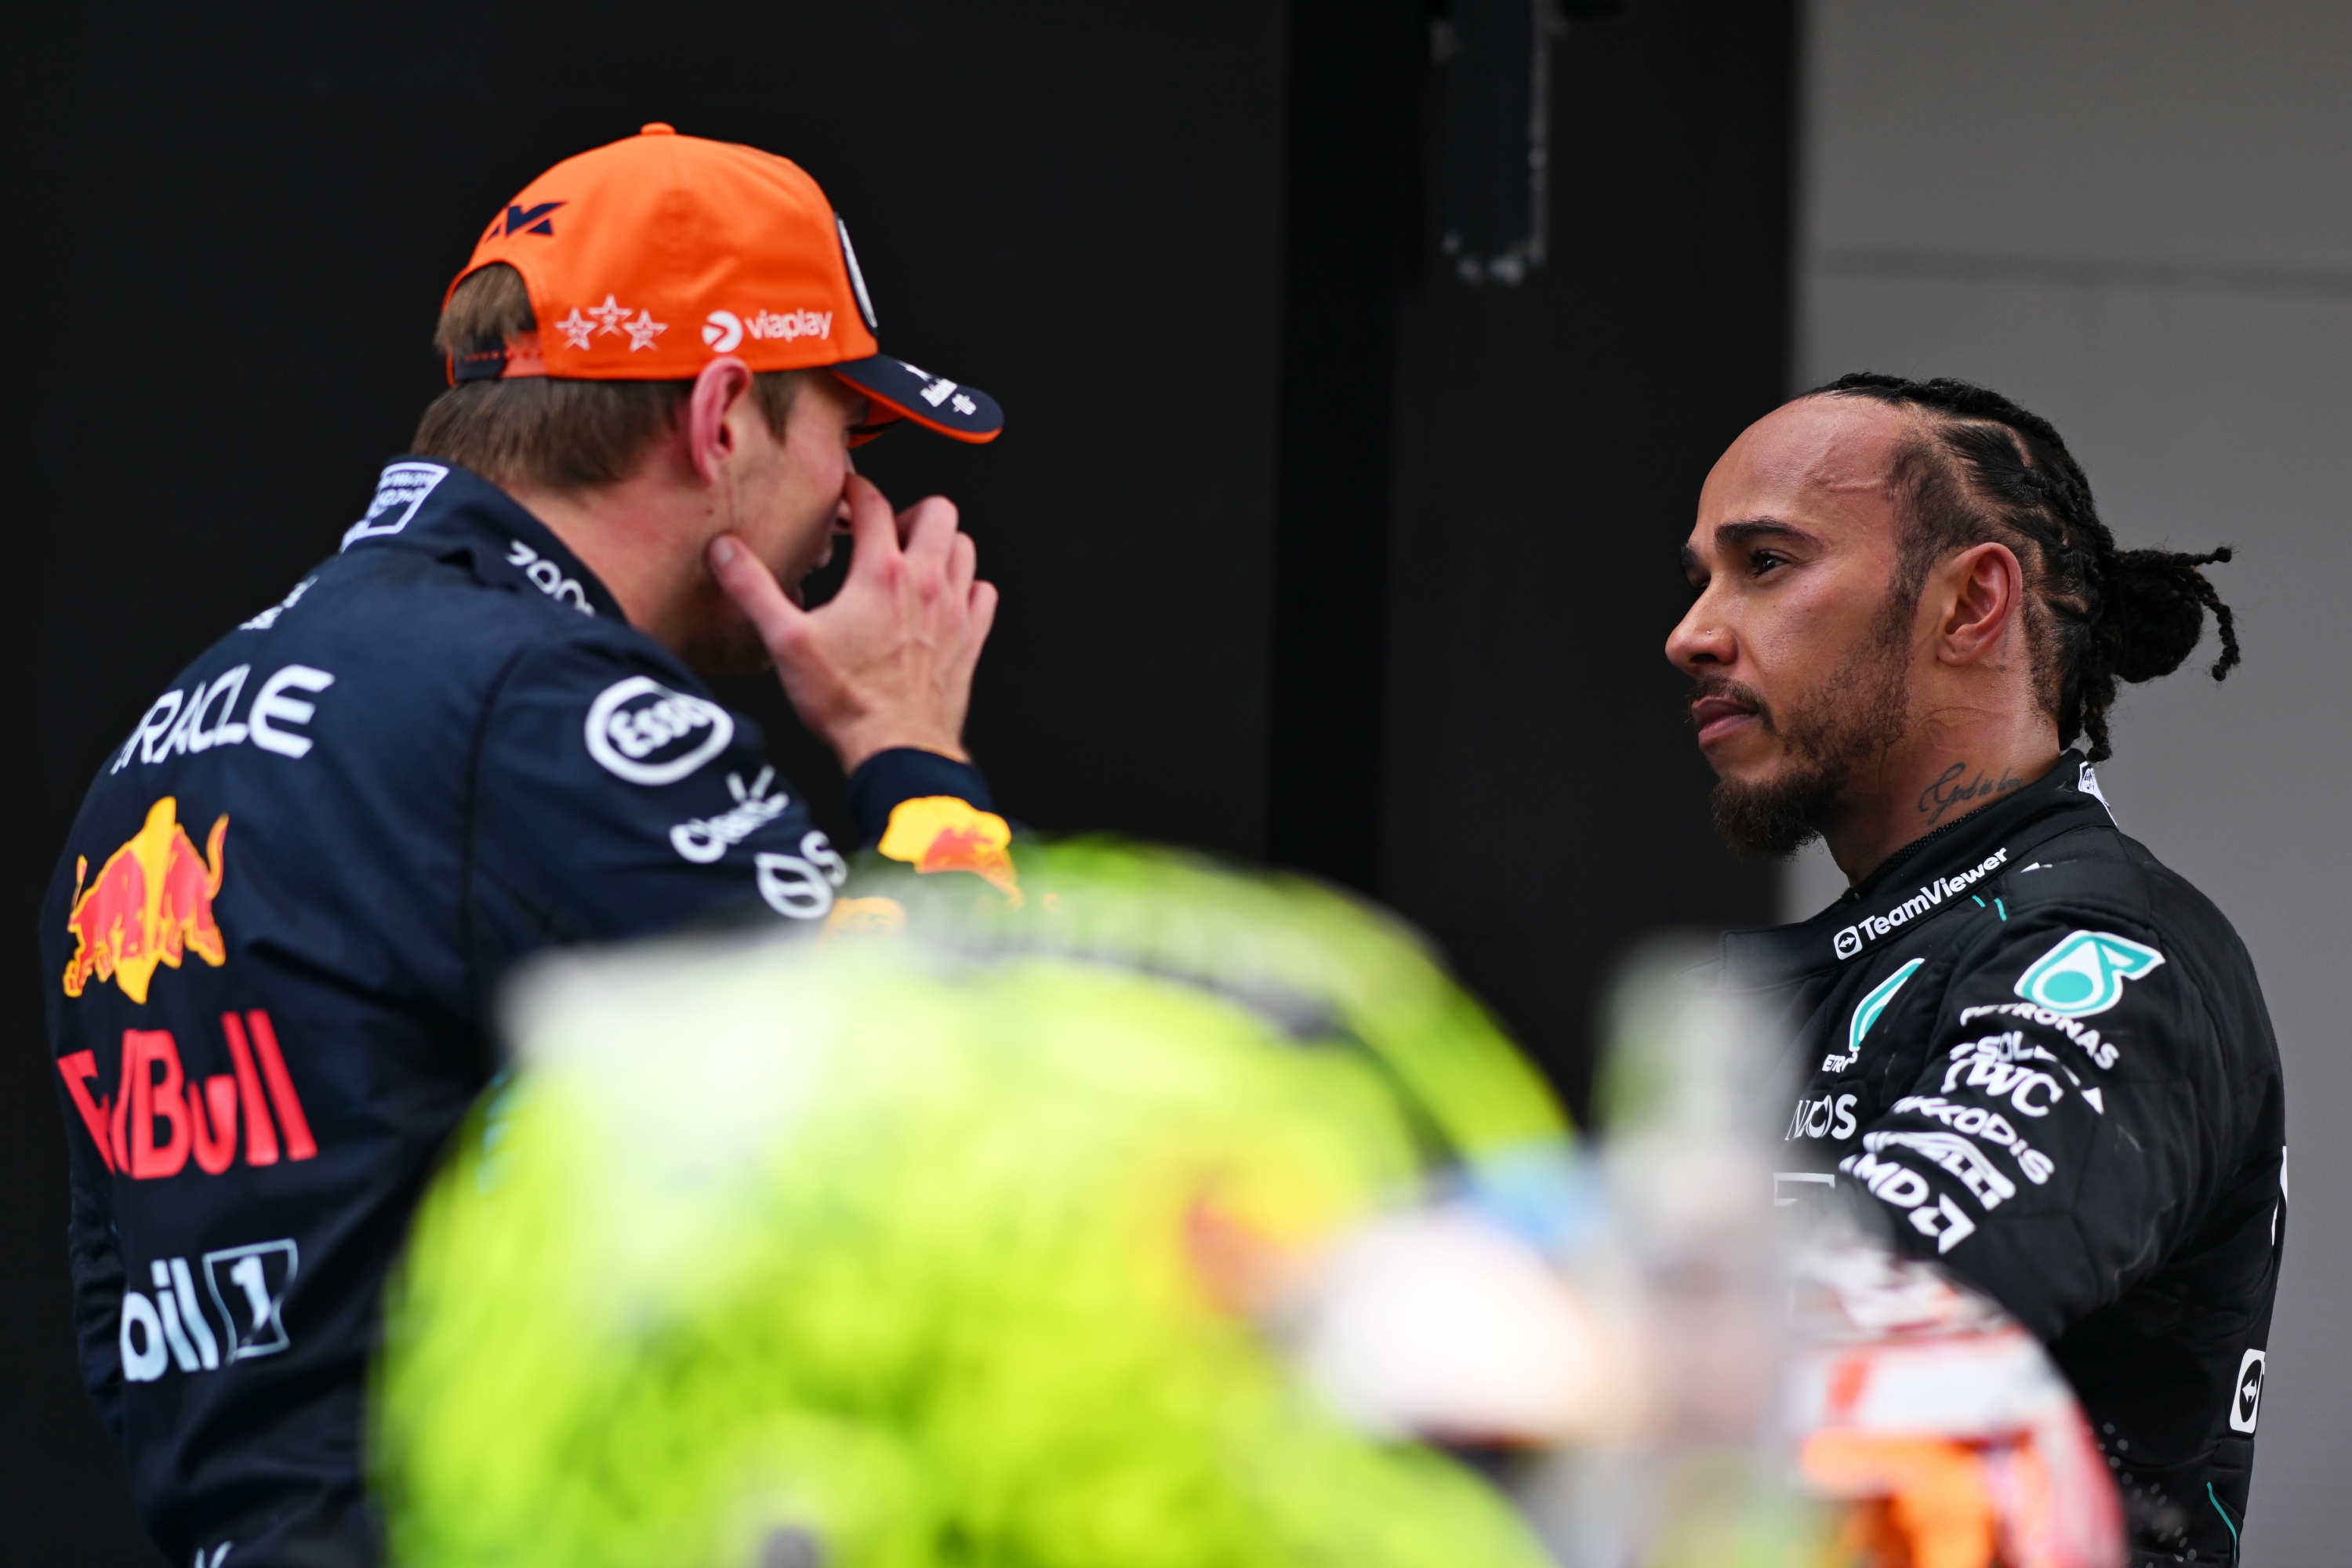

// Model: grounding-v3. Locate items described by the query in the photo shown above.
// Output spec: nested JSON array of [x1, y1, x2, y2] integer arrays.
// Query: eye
[[1748, 549, 1791, 576]]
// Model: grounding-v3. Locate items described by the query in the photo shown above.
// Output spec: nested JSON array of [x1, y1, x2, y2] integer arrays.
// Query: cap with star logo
[[446, 123, 1001, 443]]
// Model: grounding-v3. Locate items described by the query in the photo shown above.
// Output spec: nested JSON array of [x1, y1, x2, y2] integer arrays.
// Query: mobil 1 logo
[[121, 1237, 296, 1383]]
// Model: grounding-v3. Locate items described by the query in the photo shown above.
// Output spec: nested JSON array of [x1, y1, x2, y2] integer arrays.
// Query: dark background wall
[[1379, 1, 1789, 1120], [5, 2, 1786, 1559]]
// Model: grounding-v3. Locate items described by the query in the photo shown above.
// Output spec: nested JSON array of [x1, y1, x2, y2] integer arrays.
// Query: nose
[[1665, 590, 1737, 677]]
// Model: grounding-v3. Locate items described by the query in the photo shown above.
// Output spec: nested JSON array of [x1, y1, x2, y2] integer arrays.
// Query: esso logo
[[585, 677, 734, 786], [702, 310, 745, 353]]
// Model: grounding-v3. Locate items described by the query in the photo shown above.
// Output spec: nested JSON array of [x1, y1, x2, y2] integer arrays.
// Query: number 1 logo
[[201, 1239, 297, 1360]]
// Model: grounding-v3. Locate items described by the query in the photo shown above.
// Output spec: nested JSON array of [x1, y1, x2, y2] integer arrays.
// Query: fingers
[[815, 470, 985, 643], [842, 474, 903, 563], [896, 495, 962, 564], [946, 531, 978, 597], [706, 534, 806, 652], [966, 579, 1000, 652], [840, 472, 967, 568]]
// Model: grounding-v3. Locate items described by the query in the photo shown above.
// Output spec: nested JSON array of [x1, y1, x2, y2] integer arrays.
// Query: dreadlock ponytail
[[2106, 547, 2241, 683], [1809, 372, 2241, 762]]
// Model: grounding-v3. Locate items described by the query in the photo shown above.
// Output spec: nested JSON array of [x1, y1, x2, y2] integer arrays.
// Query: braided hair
[[1810, 372, 2240, 762]]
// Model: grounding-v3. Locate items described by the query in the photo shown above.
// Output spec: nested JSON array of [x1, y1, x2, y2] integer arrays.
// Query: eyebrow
[[1680, 517, 1817, 576]]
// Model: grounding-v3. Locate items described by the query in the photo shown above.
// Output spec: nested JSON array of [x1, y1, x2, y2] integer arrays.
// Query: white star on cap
[[623, 310, 669, 351], [950, 393, 977, 417], [555, 308, 596, 350], [586, 295, 632, 336]]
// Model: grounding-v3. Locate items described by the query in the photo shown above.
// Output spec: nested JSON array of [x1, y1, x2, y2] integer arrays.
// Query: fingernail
[[710, 536, 738, 567]]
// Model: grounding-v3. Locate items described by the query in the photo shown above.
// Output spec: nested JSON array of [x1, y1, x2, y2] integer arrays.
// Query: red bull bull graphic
[[877, 795, 1022, 906], [54, 1011, 316, 1179], [64, 797, 230, 1004]]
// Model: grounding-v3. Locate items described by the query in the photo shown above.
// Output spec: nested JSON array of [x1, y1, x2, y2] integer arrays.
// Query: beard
[[678, 614, 774, 678], [677, 558, 818, 677], [1700, 607, 1913, 858]]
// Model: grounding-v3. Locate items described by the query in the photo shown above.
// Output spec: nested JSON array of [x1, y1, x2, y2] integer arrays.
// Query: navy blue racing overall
[[42, 459, 999, 1567]]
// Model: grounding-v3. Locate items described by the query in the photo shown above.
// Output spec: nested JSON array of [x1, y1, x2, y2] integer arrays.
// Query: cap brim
[[830, 354, 1004, 444]]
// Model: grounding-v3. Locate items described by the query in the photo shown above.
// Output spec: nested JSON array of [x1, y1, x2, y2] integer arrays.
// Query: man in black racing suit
[[42, 126, 1018, 1567], [1671, 373, 2283, 1565]]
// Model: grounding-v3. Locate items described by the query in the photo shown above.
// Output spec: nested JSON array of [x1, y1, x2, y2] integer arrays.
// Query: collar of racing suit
[[345, 456, 633, 622], [1715, 751, 2117, 989]]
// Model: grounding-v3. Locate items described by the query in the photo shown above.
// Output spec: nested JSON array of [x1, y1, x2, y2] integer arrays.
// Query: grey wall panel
[[1803, 2, 2352, 273], [1799, 5, 2352, 1560]]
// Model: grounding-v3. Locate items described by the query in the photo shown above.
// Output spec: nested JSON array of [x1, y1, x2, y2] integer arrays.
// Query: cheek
[[1744, 580, 1883, 685], [751, 434, 845, 539], [797, 440, 848, 495], [784, 416, 851, 489]]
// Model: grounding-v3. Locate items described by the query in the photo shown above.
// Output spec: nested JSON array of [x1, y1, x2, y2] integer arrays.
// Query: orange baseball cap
[[445, 123, 1001, 444]]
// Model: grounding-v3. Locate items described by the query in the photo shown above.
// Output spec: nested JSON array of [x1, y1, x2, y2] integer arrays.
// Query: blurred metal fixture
[[1437, 0, 1618, 285]]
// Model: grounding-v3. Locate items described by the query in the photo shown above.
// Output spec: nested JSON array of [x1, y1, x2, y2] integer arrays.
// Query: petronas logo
[[1852, 959, 1926, 1054], [2014, 931, 2165, 1018]]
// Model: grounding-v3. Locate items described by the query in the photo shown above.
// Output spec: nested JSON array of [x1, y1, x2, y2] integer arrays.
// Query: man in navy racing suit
[[1670, 373, 2282, 1565], [42, 125, 1015, 1567]]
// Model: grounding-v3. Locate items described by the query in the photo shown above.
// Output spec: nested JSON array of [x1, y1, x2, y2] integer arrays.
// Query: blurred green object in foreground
[[376, 840, 1572, 1568]]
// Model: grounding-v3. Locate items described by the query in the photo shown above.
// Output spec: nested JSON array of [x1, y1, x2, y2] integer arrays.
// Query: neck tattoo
[[1918, 761, 2024, 827]]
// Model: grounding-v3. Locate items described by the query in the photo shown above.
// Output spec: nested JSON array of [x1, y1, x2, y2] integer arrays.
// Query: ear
[[1936, 540, 2025, 667], [684, 358, 756, 486]]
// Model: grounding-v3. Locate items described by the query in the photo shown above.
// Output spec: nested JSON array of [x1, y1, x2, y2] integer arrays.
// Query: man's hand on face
[[705, 474, 997, 774]]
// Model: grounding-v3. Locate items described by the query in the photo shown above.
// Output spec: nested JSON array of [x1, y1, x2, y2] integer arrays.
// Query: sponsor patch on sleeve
[[2013, 930, 2164, 1018], [584, 677, 735, 786], [877, 797, 1022, 906]]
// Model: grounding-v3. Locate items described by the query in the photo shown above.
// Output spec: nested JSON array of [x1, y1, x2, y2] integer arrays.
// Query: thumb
[[706, 534, 808, 653]]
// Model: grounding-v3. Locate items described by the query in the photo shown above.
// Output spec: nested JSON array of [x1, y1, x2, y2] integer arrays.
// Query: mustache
[[1686, 674, 1777, 735]]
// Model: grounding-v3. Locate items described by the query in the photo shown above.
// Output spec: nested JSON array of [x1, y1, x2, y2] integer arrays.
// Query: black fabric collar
[[339, 456, 630, 622], [1719, 752, 2115, 987]]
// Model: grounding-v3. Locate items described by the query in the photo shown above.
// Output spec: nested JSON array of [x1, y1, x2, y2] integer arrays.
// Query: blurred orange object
[[1786, 1245, 2125, 1568], [1806, 1432, 1994, 1568]]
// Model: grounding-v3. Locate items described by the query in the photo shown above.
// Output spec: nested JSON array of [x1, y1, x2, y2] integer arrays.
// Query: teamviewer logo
[[1834, 926, 1863, 960]]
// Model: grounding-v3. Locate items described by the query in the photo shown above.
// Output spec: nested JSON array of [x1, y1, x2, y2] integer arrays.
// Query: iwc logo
[[2013, 930, 2165, 1018], [585, 677, 734, 786]]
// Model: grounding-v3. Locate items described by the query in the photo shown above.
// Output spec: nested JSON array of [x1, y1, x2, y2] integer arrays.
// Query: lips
[[1690, 695, 1759, 747]]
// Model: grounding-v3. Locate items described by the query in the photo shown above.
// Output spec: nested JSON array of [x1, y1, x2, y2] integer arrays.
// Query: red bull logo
[[877, 796, 1022, 906], [55, 1011, 317, 1179], [64, 797, 229, 1003]]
